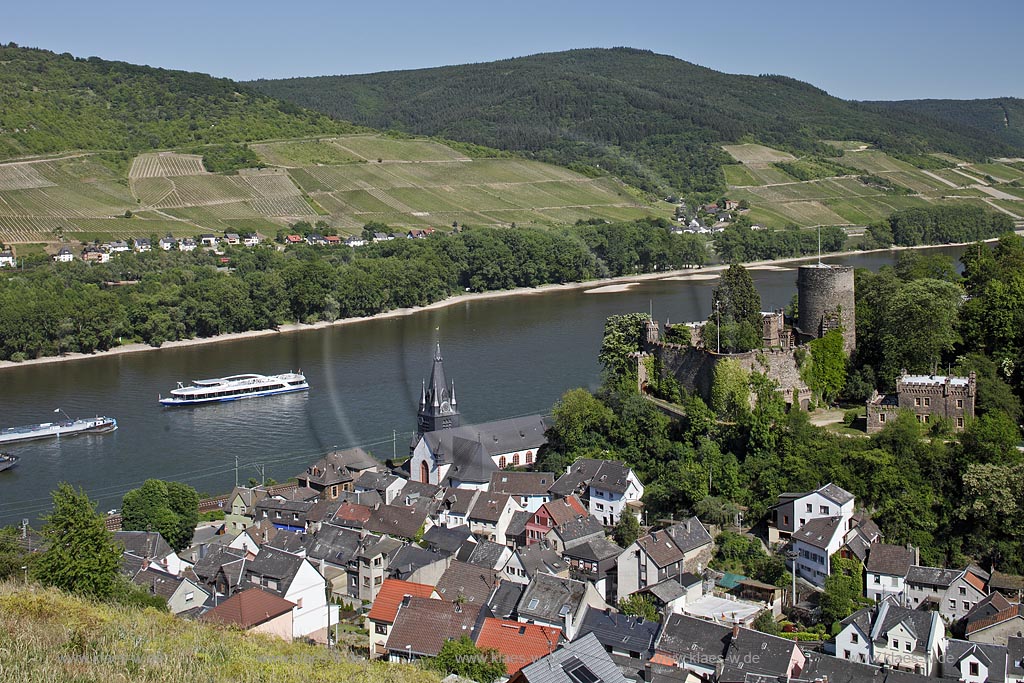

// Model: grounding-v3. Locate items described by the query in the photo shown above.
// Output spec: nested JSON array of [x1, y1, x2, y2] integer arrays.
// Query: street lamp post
[[21, 565, 27, 585], [786, 549, 798, 608], [715, 300, 721, 354]]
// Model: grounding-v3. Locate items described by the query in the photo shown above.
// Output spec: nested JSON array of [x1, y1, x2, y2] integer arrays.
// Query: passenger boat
[[0, 415, 118, 445], [0, 453, 19, 472], [159, 372, 309, 406]]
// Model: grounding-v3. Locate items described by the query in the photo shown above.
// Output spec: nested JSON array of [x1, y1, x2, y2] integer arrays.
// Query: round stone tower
[[796, 264, 856, 353]]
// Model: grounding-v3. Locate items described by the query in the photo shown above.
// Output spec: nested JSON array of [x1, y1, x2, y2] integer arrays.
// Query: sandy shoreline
[[0, 240, 994, 371]]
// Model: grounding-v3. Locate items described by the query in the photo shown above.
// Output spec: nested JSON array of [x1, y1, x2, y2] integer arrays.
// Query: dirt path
[[919, 169, 960, 188]]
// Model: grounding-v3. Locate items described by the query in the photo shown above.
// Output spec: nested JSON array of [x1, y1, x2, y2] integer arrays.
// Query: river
[[0, 246, 967, 525]]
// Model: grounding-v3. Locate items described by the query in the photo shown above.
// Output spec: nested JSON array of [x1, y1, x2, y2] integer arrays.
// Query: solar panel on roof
[[562, 658, 600, 683]]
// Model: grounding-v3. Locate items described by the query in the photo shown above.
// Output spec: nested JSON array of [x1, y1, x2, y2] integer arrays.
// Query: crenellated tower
[[417, 343, 460, 434]]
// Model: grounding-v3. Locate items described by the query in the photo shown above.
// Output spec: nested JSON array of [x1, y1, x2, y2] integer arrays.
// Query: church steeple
[[417, 343, 461, 434]]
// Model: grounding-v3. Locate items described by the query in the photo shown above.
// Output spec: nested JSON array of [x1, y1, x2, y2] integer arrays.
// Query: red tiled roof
[[475, 618, 562, 675], [543, 496, 587, 526], [650, 652, 677, 666], [200, 587, 294, 629], [367, 578, 436, 624], [965, 570, 987, 593], [966, 605, 1023, 634], [334, 502, 371, 524]]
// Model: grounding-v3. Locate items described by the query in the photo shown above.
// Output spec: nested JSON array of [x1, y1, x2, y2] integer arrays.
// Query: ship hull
[[159, 384, 308, 406], [0, 418, 118, 445]]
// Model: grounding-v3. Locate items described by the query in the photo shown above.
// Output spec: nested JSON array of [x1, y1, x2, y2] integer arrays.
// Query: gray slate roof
[[490, 471, 556, 496], [576, 606, 659, 658], [387, 597, 484, 657], [943, 640, 1007, 682], [424, 525, 474, 555], [469, 493, 514, 523], [434, 560, 502, 605], [589, 460, 635, 494], [906, 565, 963, 587], [516, 542, 568, 576], [549, 458, 605, 498], [507, 509, 532, 539], [818, 482, 855, 505], [866, 544, 916, 577], [244, 546, 308, 597], [303, 524, 362, 565], [551, 515, 606, 548], [114, 531, 173, 560], [457, 539, 508, 569], [363, 503, 428, 539], [518, 573, 587, 624], [487, 580, 524, 620], [130, 567, 185, 600], [422, 415, 548, 484], [517, 632, 628, 683], [655, 613, 731, 664], [563, 536, 623, 563], [642, 578, 686, 604], [793, 516, 844, 550], [872, 603, 936, 655], [719, 629, 797, 681], [389, 545, 447, 581], [663, 517, 712, 554]]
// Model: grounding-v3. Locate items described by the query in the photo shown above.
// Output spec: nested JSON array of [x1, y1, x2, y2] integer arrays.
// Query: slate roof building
[[509, 632, 629, 683], [295, 448, 380, 499], [490, 471, 555, 512], [518, 573, 605, 639], [385, 596, 485, 662], [942, 639, 1007, 683], [457, 539, 512, 571], [653, 614, 731, 677], [435, 560, 503, 606], [575, 606, 659, 661], [412, 414, 548, 488], [769, 482, 855, 544], [549, 458, 645, 527], [617, 518, 713, 598], [906, 565, 987, 623], [366, 578, 437, 658], [866, 543, 918, 604]]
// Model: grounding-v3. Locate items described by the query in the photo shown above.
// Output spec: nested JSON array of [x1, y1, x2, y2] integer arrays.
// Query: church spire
[[417, 342, 461, 435]]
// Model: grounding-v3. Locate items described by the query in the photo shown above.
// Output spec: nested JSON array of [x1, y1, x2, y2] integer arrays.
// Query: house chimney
[[401, 594, 412, 607]]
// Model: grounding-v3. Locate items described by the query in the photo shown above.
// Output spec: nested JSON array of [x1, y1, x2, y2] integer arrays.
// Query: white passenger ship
[[159, 372, 309, 406]]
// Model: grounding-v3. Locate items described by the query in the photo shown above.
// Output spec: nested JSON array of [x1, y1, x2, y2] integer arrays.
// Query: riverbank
[[0, 240, 991, 371]]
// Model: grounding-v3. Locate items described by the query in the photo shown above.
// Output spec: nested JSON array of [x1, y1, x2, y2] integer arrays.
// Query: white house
[[53, 247, 74, 262], [158, 236, 176, 251], [107, 240, 131, 253], [835, 600, 945, 675], [548, 458, 645, 526], [133, 238, 151, 252], [769, 482, 855, 543], [942, 640, 1008, 683], [616, 518, 713, 598], [866, 543, 918, 604], [0, 251, 14, 268], [489, 471, 553, 513], [178, 238, 197, 252], [467, 493, 523, 545], [791, 516, 847, 587], [244, 546, 331, 640], [243, 233, 260, 247], [906, 565, 988, 623]]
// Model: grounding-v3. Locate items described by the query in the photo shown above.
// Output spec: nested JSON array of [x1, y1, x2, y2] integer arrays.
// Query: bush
[[843, 408, 861, 426]]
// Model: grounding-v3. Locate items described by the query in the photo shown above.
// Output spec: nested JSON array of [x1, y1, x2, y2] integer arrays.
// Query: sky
[[4, 0, 1022, 101]]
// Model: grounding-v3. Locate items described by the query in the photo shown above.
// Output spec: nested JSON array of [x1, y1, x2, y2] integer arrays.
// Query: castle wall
[[650, 343, 811, 409], [796, 265, 856, 354]]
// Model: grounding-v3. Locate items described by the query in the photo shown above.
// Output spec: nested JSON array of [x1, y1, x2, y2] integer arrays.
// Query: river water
[[0, 247, 966, 524]]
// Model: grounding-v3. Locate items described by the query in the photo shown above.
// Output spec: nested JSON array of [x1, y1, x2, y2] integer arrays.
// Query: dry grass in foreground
[[0, 581, 436, 683]]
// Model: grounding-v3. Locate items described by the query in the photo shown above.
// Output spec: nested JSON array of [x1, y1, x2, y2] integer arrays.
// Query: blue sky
[[5, 0, 1021, 100]]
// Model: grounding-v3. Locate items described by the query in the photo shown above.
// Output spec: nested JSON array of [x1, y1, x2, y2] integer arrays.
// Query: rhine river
[[0, 246, 967, 525]]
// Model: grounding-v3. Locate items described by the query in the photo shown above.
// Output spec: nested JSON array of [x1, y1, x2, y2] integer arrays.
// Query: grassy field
[[0, 582, 435, 683], [328, 134, 470, 162], [250, 139, 362, 166], [722, 143, 796, 164]]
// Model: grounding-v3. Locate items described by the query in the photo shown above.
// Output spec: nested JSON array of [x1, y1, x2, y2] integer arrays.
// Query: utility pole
[[392, 430, 397, 460], [817, 225, 821, 266], [255, 464, 265, 487], [234, 455, 239, 488]]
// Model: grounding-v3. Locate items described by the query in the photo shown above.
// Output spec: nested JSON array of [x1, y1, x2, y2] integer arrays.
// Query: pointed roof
[[201, 587, 294, 629], [424, 343, 453, 411]]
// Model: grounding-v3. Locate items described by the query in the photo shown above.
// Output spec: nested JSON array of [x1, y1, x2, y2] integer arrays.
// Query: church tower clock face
[[440, 400, 451, 412]]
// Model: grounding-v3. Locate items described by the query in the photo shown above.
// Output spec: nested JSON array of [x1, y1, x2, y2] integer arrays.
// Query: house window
[[892, 639, 899, 649], [879, 413, 886, 423], [331, 485, 338, 498], [820, 505, 829, 515], [376, 623, 388, 635], [783, 515, 789, 525], [513, 454, 520, 466], [957, 417, 965, 428], [949, 599, 956, 610], [526, 451, 534, 464], [375, 576, 382, 585], [970, 662, 980, 676], [499, 456, 507, 468], [844, 650, 851, 660], [914, 397, 921, 407], [924, 397, 931, 407], [185, 592, 195, 602], [905, 642, 911, 652], [957, 399, 964, 409], [851, 633, 859, 644], [595, 503, 603, 511], [873, 575, 881, 584], [805, 504, 812, 513], [963, 601, 970, 610], [960, 586, 967, 595], [296, 598, 303, 609], [800, 518, 806, 527]]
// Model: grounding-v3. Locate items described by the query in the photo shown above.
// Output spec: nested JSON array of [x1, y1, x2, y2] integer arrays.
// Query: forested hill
[[865, 98, 1024, 149], [0, 44, 357, 160], [249, 47, 1021, 195]]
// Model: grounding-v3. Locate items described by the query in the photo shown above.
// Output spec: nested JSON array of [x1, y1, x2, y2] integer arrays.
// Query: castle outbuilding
[[866, 372, 976, 433]]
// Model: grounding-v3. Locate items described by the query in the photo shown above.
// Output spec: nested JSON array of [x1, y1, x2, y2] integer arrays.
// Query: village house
[[385, 596, 483, 662], [867, 373, 976, 433], [905, 565, 988, 623], [53, 246, 74, 262], [129, 566, 209, 615], [107, 240, 131, 253], [0, 250, 14, 267], [467, 493, 523, 545], [253, 497, 316, 533], [372, 232, 392, 242], [114, 530, 191, 577], [544, 515, 605, 555], [354, 535, 404, 602], [510, 632, 628, 683], [576, 606, 659, 663], [490, 471, 554, 513], [158, 235, 176, 250], [549, 458, 644, 527], [563, 536, 623, 604], [285, 234, 303, 245], [616, 517, 713, 598], [503, 541, 569, 585], [476, 618, 563, 676], [457, 538, 512, 571], [517, 573, 607, 639], [224, 486, 270, 532], [433, 559, 502, 606], [866, 543, 919, 604], [525, 496, 588, 546], [366, 578, 437, 658], [81, 245, 109, 263], [223, 233, 241, 245], [967, 606, 1024, 646], [653, 613, 731, 677], [294, 447, 380, 499], [355, 471, 406, 505], [717, 628, 806, 683], [133, 237, 151, 252], [242, 545, 332, 640], [835, 601, 945, 675], [242, 233, 260, 247], [178, 237, 197, 252], [769, 482, 855, 543], [941, 640, 1007, 683], [791, 516, 849, 587], [201, 587, 296, 640]]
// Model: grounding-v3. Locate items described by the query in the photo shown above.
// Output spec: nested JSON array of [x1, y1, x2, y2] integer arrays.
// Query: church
[[409, 344, 548, 488]]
